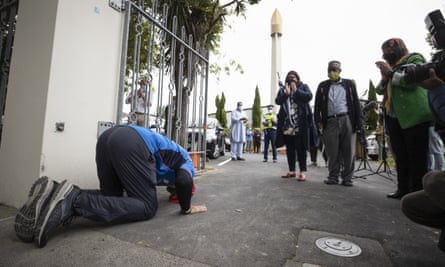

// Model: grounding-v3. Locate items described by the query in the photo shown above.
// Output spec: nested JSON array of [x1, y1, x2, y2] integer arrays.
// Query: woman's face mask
[[328, 70, 340, 81], [383, 53, 398, 65]]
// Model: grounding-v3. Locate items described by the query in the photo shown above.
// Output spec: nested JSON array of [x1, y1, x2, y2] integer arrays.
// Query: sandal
[[281, 172, 296, 178]]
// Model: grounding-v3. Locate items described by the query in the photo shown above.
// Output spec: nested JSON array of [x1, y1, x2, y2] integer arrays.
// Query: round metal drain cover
[[315, 237, 362, 257]]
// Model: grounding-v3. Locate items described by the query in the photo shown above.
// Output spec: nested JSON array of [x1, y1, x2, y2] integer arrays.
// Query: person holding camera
[[401, 67, 445, 252], [314, 61, 361, 187], [396, 10, 445, 253], [375, 38, 434, 199], [276, 70, 317, 181], [126, 79, 151, 126]]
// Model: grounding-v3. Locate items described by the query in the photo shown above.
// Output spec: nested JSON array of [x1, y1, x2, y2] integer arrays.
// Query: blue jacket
[[428, 85, 445, 124], [129, 125, 195, 186]]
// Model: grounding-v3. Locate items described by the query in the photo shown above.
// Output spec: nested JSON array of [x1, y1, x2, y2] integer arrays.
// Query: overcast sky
[[207, 0, 445, 113]]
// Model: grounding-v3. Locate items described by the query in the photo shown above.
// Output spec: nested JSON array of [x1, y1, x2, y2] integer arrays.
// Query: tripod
[[373, 107, 395, 181], [353, 130, 374, 179]]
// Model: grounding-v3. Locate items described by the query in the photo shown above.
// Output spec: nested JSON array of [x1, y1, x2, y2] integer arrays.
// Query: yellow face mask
[[328, 70, 340, 81]]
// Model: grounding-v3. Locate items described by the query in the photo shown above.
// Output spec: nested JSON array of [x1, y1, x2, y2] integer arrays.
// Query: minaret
[[270, 8, 282, 106]]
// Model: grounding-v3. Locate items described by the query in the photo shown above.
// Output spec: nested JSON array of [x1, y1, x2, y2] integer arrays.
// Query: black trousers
[[284, 134, 307, 172], [385, 117, 430, 193], [73, 126, 158, 223]]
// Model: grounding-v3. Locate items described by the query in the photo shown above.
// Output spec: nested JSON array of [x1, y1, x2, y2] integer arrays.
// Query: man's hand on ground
[[190, 205, 207, 214]]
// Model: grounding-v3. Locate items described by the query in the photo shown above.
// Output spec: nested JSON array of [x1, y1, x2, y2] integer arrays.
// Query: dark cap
[[328, 60, 341, 71], [286, 70, 300, 81], [381, 38, 409, 60]]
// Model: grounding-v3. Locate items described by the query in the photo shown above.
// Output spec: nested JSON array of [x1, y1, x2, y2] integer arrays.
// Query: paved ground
[[1, 152, 445, 266]]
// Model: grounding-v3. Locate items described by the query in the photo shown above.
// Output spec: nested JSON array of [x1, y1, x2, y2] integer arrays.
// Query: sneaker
[[341, 181, 353, 187], [34, 180, 80, 248], [324, 179, 338, 185], [14, 177, 56, 243]]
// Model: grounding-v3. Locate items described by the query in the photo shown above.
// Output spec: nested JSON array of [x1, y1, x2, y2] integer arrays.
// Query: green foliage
[[215, 92, 227, 128], [220, 92, 227, 127], [365, 80, 378, 131], [251, 85, 262, 128], [126, 0, 261, 140]]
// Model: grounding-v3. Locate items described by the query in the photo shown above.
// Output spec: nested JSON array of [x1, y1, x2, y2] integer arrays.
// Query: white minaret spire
[[270, 8, 282, 106]]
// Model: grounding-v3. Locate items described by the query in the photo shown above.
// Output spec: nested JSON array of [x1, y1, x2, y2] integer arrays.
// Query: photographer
[[389, 9, 445, 253], [276, 70, 317, 181], [401, 68, 445, 252], [126, 79, 151, 126], [375, 38, 434, 199]]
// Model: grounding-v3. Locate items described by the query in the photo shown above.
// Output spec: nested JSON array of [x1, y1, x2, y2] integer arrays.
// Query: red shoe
[[298, 173, 306, 182], [281, 172, 296, 178], [168, 193, 179, 204], [169, 184, 196, 204]]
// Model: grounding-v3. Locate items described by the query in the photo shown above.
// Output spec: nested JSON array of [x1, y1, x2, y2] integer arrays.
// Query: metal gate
[[0, 0, 18, 147], [114, 0, 210, 170]]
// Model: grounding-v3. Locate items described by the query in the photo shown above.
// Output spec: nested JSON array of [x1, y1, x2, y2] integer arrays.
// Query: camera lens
[[404, 63, 435, 84]]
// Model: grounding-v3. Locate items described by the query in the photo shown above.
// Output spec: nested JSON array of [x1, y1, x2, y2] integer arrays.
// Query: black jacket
[[314, 78, 362, 132]]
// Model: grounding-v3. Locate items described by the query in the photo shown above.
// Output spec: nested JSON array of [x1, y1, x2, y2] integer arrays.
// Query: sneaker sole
[[35, 180, 74, 248], [14, 176, 55, 243]]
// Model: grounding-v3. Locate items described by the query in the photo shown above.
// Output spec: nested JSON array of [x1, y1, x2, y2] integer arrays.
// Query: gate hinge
[[109, 0, 125, 12]]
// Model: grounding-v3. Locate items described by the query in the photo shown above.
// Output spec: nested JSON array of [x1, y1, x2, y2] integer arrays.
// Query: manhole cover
[[315, 237, 362, 257]]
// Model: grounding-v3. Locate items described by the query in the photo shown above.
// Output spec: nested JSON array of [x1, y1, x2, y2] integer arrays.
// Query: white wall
[[0, 0, 124, 208]]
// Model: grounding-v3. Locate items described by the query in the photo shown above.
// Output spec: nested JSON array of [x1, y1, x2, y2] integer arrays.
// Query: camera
[[285, 79, 297, 85], [403, 9, 445, 83]]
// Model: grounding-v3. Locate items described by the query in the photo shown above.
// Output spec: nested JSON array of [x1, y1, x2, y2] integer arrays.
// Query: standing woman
[[276, 71, 317, 181]]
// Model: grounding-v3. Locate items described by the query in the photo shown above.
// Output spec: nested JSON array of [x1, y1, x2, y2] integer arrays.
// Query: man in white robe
[[231, 101, 248, 160]]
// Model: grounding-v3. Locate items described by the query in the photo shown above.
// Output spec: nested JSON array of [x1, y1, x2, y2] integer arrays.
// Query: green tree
[[365, 80, 378, 131], [215, 92, 227, 128], [220, 92, 227, 128], [252, 85, 262, 128], [149, 0, 261, 141]]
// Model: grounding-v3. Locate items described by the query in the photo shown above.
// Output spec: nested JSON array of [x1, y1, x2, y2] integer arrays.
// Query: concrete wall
[[0, 0, 124, 208]]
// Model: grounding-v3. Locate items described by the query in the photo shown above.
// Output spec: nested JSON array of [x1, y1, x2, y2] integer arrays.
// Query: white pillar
[[270, 9, 282, 106], [0, 0, 124, 208]]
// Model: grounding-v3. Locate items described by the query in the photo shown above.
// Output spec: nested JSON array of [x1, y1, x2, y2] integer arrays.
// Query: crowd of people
[[226, 38, 445, 252], [14, 37, 445, 253]]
